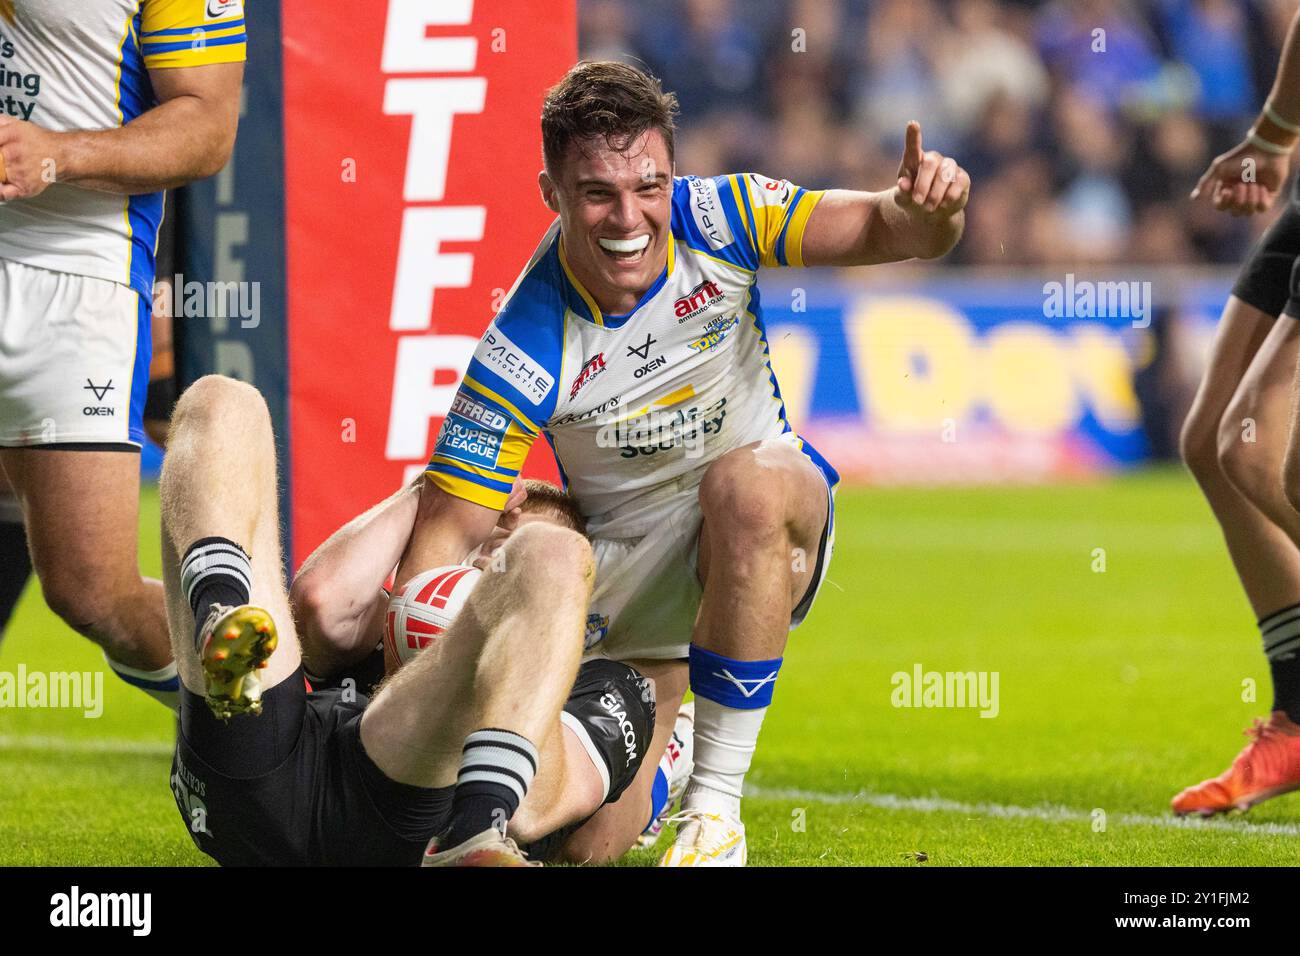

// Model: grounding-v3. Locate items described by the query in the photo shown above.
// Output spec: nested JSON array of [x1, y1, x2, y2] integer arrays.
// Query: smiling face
[[539, 128, 673, 316]]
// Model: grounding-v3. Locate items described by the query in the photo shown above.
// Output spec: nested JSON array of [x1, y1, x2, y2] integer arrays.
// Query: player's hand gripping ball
[[383, 565, 482, 667]]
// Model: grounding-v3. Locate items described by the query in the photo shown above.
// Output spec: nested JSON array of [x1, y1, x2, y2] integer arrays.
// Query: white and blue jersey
[[429, 172, 840, 540], [0, 0, 247, 298], [0, 0, 247, 448], [427, 173, 840, 659]]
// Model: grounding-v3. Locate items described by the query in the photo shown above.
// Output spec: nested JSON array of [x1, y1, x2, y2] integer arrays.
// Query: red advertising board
[[281, 0, 574, 568]]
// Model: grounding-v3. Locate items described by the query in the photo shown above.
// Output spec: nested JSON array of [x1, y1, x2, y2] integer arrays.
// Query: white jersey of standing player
[[0, 0, 247, 295], [0, 0, 246, 448], [427, 173, 840, 660]]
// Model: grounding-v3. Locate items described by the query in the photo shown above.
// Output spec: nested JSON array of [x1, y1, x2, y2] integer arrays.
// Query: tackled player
[[161, 375, 660, 866]]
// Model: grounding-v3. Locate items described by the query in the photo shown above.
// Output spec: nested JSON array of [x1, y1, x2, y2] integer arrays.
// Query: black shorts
[[171, 669, 452, 866], [316, 651, 655, 807], [1232, 179, 1300, 319], [171, 659, 655, 866], [519, 658, 657, 862]]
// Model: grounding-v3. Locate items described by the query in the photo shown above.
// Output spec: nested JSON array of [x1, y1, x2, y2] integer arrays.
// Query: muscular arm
[[290, 479, 422, 676], [394, 482, 503, 589], [802, 187, 964, 266], [291, 478, 504, 678], [800, 121, 969, 267], [0, 62, 242, 200]]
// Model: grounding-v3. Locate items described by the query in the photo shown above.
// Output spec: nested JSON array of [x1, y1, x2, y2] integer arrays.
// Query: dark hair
[[520, 479, 587, 537], [541, 60, 679, 174]]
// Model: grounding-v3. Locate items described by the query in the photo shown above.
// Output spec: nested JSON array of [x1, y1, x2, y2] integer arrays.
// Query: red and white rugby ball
[[383, 565, 482, 668]]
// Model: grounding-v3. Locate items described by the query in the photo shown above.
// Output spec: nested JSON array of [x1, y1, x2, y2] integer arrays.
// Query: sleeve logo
[[747, 174, 793, 208], [205, 0, 244, 20], [437, 394, 507, 470], [689, 177, 734, 250], [478, 325, 554, 406]]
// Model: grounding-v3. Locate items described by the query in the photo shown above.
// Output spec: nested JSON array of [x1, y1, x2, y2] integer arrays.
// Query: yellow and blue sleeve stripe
[[140, 0, 247, 68], [425, 380, 539, 511], [727, 174, 824, 269], [771, 187, 822, 268]]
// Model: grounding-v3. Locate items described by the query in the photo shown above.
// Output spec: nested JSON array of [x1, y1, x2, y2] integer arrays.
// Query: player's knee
[[1215, 409, 1262, 495], [173, 375, 270, 439], [39, 563, 122, 636], [699, 450, 786, 545], [506, 522, 593, 587], [556, 820, 622, 865], [1179, 408, 1220, 479], [1284, 452, 1300, 515]]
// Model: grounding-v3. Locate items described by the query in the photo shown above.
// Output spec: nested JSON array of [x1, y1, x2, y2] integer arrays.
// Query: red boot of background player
[[1171, 712, 1300, 816]]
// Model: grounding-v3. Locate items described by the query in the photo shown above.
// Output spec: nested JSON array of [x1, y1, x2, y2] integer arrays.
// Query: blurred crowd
[[580, 0, 1299, 266]]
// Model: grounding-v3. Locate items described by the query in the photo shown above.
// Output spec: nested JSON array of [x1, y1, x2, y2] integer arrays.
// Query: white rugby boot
[[638, 701, 695, 848], [658, 806, 746, 867]]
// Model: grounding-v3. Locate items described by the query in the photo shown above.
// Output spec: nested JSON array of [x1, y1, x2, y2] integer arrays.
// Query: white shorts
[[584, 436, 838, 662], [0, 258, 150, 447]]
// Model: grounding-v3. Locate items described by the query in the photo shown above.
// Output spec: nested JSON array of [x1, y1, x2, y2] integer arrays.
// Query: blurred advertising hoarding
[[761, 271, 1232, 484]]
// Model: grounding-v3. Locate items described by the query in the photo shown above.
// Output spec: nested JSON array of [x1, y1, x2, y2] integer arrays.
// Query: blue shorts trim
[[127, 291, 152, 446]]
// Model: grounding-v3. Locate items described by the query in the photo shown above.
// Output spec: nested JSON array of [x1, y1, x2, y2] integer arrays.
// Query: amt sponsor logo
[[674, 279, 725, 322], [569, 352, 606, 399]]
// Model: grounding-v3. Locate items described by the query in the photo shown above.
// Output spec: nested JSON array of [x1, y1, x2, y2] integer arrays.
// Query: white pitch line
[[746, 785, 1300, 837], [0, 734, 172, 756], [4, 734, 1298, 837]]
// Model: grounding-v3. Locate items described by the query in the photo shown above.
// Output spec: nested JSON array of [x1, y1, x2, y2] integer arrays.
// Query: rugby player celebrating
[[0, 1, 245, 707], [396, 61, 969, 865], [1175, 4, 1300, 816]]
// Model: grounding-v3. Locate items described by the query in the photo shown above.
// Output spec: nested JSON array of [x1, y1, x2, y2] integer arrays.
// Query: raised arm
[[0, 61, 243, 199], [1191, 5, 1300, 215], [801, 121, 970, 267]]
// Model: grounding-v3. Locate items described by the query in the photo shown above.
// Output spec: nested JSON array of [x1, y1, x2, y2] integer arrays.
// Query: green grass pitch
[[1, 467, 1295, 866]]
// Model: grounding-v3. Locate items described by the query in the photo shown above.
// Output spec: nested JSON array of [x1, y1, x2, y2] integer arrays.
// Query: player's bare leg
[[159, 375, 300, 714], [0, 468, 32, 637], [659, 438, 828, 866], [360, 521, 598, 864], [1186, 301, 1300, 613], [559, 657, 689, 863], [0, 446, 176, 706], [1174, 300, 1300, 814], [1216, 313, 1300, 543]]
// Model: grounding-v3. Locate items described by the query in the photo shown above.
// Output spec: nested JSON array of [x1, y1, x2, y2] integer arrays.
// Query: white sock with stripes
[[443, 728, 538, 846], [180, 537, 252, 650]]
